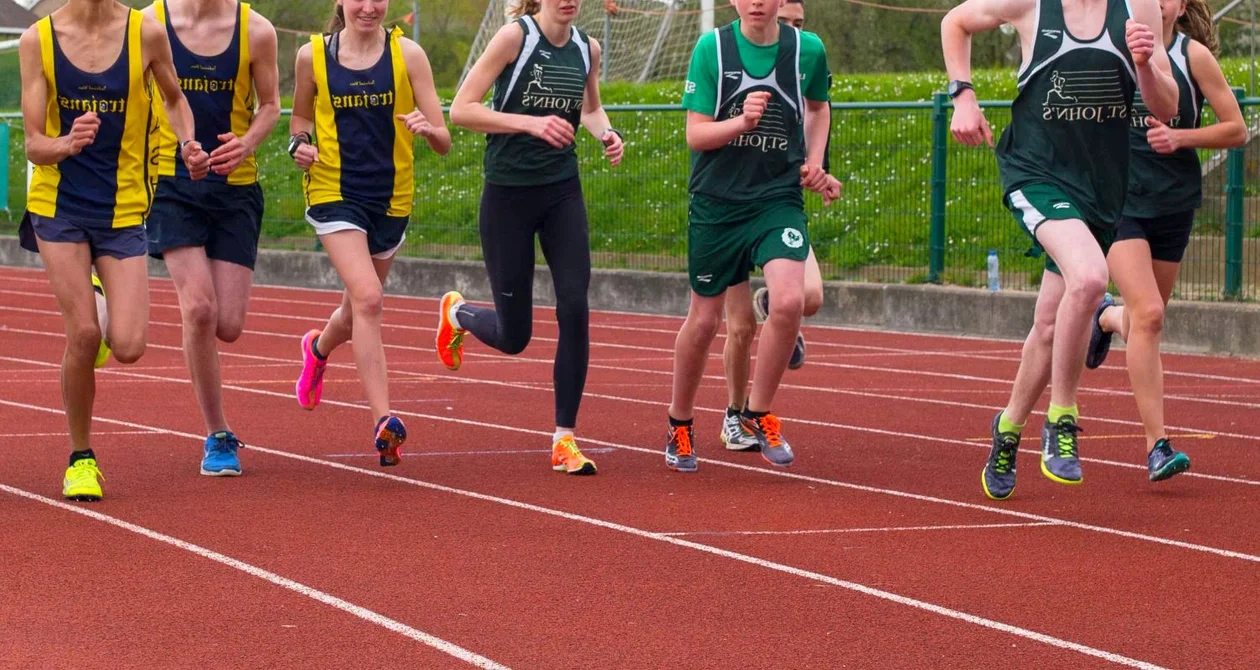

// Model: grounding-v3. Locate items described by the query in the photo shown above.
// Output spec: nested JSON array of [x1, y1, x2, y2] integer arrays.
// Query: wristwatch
[[947, 80, 975, 99], [288, 132, 312, 157], [603, 127, 623, 142]]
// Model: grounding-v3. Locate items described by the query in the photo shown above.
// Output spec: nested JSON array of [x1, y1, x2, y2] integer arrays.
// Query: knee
[[726, 314, 756, 349], [350, 286, 384, 320], [1128, 300, 1165, 336], [216, 318, 244, 343], [769, 289, 804, 324], [66, 322, 103, 360], [501, 328, 532, 355], [110, 334, 147, 364], [554, 291, 589, 325], [1028, 316, 1056, 350], [1065, 268, 1108, 304], [181, 296, 217, 334], [691, 311, 723, 343]]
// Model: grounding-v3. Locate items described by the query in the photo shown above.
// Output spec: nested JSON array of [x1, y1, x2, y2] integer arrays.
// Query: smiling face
[[729, 0, 787, 29], [340, 0, 388, 33]]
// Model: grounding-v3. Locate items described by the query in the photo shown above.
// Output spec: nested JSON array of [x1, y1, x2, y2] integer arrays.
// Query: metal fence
[[3, 95, 1258, 300]]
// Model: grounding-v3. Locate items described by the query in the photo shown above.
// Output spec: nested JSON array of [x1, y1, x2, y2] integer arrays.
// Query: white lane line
[[660, 522, 1060, 537], [0, 482, 510, 670], [0, 398, 1168, 670], [0, 430, 158, 438]]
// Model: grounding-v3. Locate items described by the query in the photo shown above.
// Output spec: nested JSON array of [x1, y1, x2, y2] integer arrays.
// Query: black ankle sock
[[311, 335, 328, 361], [69, 449, 95, 466], [742, 408, 768, 421], [668, 415, 693, 428], [725, 406, 741, 417]]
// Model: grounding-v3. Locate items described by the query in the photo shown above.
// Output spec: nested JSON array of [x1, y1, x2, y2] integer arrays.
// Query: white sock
[[448, 302, 464, 330], [553, 429, 574, 444]]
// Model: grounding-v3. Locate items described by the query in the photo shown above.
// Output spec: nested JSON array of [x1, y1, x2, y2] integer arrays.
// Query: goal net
[[464, 0, 739, 84]]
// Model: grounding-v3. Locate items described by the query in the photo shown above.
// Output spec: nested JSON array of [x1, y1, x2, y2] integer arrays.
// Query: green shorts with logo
[[687, 194, 811, 297], [1004, 183, 1115, 276]]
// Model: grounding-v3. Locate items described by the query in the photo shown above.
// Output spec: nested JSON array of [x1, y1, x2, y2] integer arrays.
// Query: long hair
[[1178, 0, 1219, 56], [508, 0, 541, 19], [328, 2, 346, 33]]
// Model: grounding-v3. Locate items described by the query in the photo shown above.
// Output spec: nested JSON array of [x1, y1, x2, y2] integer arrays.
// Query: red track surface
[[1, 264, 1258, 669]]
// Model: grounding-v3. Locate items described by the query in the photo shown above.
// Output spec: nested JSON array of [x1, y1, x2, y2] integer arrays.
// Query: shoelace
[[70, 460, 104, 481], [557, 437, 583, 460], [1055, 422, 1082, 459], [448, 330, 466, 351], [758, 414, 784, 447], [211, 435, 244, 454], [671, 426, 693, 457], [993, 437, 1018, 474]]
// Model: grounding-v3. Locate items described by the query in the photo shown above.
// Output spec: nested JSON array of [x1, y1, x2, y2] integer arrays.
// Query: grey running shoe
[[666, 423, 698, 473], [745, 412, 793, 467], [753, 287, 770, 322], [1148, 439, 1191, 482], [1041, 415, 1083, 484], [788, 332, 807, 370], [1086, 293, 1116, 370], [982, 412, 1019, 500], [720, 408, 761, 451]]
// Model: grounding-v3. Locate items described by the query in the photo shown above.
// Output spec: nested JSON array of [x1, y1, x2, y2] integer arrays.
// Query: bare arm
[[400, 38, 452, 156], [803, 99, 829, 169], [580, 38, 623, 166], [19, 27, 83, 165], [241, 12, 281, 155], [144, 15, 209, 177], [289, 43, 319, 170], [1166, 40, 1248, 150], [1127, 0, 1178, 121], [941, 0, 1033, 145], [449, 23, 572, 148]]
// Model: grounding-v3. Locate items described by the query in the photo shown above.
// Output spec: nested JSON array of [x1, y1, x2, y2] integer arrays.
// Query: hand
[[741, 91, 771, 131], [601, 129, 624, 167], [208, 133, 250, 176], [397, 110, 434, 137], [950, 97, 994, 147], [1145, 116, 1181, 154], [292, 143, 319, 171], [528, 115, 575, 149], [822, 174, 843, 207], [64, 112, 100, 156], [800, 164, 829, 195], [181, 141, 210, 181], [1126, 19, 1155, 67]]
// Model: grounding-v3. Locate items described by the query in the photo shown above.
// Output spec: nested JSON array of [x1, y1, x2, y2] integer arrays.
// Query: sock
[[311, 334, 328, 361], [553, 429, 574, 444], [997, 413, 1024, 435], [742, 408, 768, 421], [448, 303, 464, 330], [668, 415, 693, 428], [726, 406, 741, 417], [69, 449, 95, 466], [1047, 404, 1079, 424]]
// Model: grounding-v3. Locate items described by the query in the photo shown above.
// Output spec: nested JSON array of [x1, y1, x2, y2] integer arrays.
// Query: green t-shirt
[[682, 22, 830, 116]]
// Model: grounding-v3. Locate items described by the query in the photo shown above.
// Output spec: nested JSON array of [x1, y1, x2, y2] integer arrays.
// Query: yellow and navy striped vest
[[149, 0, 256, 185], [28, 11, 152, 227], [304, 27, 415, 217]]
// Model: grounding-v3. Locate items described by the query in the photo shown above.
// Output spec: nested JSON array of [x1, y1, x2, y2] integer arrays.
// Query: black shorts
[[306, 200, 409, 259], [1115, 210, 1195, 263], [147, 176, 264, 270], [19, 212, 148, 260]]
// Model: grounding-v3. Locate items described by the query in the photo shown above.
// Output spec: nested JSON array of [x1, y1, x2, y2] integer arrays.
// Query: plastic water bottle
[[986, 250, 1000, 292]]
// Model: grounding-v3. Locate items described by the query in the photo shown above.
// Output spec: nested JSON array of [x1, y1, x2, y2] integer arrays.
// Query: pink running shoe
[[296, 329, 328, 410]]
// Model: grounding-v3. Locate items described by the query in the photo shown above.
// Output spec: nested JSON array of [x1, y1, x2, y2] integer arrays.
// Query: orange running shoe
[[436, 291, 467, 371], [551, 435, 597, 475]]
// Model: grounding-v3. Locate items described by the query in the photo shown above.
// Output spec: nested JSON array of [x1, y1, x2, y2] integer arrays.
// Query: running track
[[1, 264, 1257, 669]]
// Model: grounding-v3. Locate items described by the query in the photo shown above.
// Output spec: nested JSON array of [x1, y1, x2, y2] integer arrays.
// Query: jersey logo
[[1052, 203, 1071, 210], [539, 50, 552, 60], [696, 274, 714, 283], [1040, 29, 1062, 40], [685, 80, 697, 94], [525, 64, 553, 94], [724, 71, 741, 81], [782, 228, 805, 249]]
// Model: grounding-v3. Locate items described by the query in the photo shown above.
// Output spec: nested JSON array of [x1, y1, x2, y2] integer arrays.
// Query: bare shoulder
[[247, 9, 277, 41]]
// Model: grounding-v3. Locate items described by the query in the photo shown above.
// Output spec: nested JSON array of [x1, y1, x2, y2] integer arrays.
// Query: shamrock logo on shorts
[[782, 228, 804, 249]]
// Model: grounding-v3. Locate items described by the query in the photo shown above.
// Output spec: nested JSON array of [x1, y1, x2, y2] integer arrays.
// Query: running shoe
[[437, 291, 467, 371], [1041, 415, 1083, 485], [982, 411, 1020, 500], [1086, 293, 1116, 370], [720, 408, 761, 451], [92, 274, 111, 369], [63, 457, 104, 502], [551, 435, 597, 475], [665, 423, 698, 473], [788, 332, 807, 370], [374, 415, 407, 467], [753, 286, 770, 322], [1148, 439, 1191, 482], [295, 330, 328, 410], [201, 431, 243, 477], [746, 412, 793, 467]]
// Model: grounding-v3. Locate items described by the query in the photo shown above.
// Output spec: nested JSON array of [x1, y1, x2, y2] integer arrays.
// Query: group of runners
[[15, 0, 1246, 502]]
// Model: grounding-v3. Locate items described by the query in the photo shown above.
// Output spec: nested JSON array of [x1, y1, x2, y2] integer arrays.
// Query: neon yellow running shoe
[[91, 274, 111, 369], [63, 458, 104, 502]]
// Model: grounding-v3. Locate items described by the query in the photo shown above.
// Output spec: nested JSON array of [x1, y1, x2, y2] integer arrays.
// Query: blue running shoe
[[982, 412, 1019, 500], [201, 431, 243, 477], [1148, 439, 1191, 482], [788, 332, 807, 370], [375, 415, 407, 467], [1086, 293, 1116, 370], [1040, 416, 1083, 485]]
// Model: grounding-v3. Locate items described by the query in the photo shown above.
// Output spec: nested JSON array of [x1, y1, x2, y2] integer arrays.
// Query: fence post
[[928, 92, 949, 284], [0, 122, 9, 214], [1224, 87, 1246, 299]]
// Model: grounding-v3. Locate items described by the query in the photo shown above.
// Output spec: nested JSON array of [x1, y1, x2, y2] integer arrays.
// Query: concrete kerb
[[2, 235, 1257, 358]]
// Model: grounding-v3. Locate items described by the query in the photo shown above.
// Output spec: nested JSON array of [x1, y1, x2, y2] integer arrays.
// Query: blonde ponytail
[[508, 0, 541, 19], [327, 2, 346, 33]]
